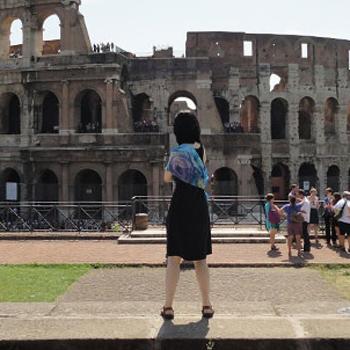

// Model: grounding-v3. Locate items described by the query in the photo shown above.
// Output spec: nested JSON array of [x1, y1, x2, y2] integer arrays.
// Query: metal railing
[[0, 197, 327, 233], [0, 202, 132, 233]]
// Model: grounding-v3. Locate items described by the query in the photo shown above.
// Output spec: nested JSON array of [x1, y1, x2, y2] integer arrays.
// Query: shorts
[[338, 222, 350, 236], [287, 222, 302, 236]]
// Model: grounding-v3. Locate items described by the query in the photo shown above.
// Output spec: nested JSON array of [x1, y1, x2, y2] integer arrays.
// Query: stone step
[[118, 235, 286, 244], [130, 231, 271, 238]]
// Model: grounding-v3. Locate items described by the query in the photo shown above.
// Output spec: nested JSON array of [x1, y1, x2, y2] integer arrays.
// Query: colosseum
[[1, 0, 350, 204]]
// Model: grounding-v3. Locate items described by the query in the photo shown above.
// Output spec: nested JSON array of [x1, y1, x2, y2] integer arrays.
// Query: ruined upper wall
[[186, 32, 350, 69], [0, 0, 81, 9]]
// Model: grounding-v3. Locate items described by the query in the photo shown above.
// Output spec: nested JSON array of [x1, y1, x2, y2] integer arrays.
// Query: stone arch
[[168, 91, 197, 125], [324, 97, 339, 137], [298, 163, 318, 191], [75, 89, 102, 133], [0, 168, 21, 202], [0, 14, 25, 59], [118, 170, 148, 202], [40, 14, 62, 55], [298, 97, 315, 140], [271, 163, 290, 200], [132, 93, 158, 132], [327, 165, 340, 192], [252, 166, 264, 196], [35, 91, 60, 134], [240, 95, 260, 133], [35, 169, 59, 202], [0, 93, 21, 134], [271, 98, 288, 140], [9, 18, 23, 58], [74, 169, 102, 203], [214, 96, 230, 128], [212, 167, 238, 196]]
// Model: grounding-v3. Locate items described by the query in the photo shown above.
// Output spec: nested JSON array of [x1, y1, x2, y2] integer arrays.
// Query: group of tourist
[[134, 119, 160, 133], [92, 42, 121, 54], [265, 185, 350, 257]]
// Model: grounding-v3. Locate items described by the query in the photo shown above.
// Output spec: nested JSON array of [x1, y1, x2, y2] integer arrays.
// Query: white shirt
[[334, 199, 350, 224], [301, 197, 311, 223]]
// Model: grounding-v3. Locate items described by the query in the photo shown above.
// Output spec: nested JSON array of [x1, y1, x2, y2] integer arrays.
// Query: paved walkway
[[1, 268, 350, 344], [0, 240, 349, 266]]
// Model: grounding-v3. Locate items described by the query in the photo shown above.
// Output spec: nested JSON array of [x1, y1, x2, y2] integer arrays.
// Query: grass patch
[[0, 265, 92, 302], [313, 265, 350, 300]]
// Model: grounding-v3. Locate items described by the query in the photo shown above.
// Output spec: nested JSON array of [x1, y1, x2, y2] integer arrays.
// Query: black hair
[[174, 111, 204, 160], [289, 196, 297, 206], [174, 112, 201, 144]]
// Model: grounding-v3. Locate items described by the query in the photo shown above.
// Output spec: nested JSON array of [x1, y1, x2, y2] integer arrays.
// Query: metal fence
[[0, 197, 327, 232]]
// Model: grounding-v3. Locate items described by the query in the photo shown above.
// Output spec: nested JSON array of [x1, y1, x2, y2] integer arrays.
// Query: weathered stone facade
[[1, 0, 350, 202]]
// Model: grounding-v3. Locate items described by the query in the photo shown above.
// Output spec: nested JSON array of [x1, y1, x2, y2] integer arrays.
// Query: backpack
[[268, 205, 281, 224], [334, 200, 348, 222], [290, 206, 304, 223]]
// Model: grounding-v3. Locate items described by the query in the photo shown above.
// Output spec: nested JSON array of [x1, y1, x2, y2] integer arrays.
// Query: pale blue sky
[[10, 0, 350, 56]]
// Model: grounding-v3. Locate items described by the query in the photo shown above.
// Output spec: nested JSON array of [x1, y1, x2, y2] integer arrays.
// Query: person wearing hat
[[333, 191, 350, 253]]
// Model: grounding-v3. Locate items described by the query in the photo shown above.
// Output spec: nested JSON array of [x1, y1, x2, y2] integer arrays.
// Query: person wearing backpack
[[298, 189, 311, 253], [333, 191, 350, 253], [265, 193, 281, 251]]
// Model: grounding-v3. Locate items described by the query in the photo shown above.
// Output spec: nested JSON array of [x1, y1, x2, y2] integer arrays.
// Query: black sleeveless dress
[[166, 154, 212, 261]]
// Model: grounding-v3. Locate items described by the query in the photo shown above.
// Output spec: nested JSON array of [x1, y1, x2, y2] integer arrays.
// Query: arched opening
[[168, 92, 197, 125], [132, 93, 158, 132], [74, 170, 102, 203], [270, 73, 282, 92], [298, 163, 318, 192], [324, 97, 338, 137], [271, 98, 288, 140], [9, 19, 23, 58], [298, 97, 315, 140], [271, 163, 290, 200], [0, 168, 21, 202], [42, 15, 61, 55], [212, 168, 238, 196], [240, 96, 260, 133], [214, 96, 230, 130], [212, 168, 238, 216], [76, 90, 102, 133], [252, 166, 264, 196], [327, 165, 340, 192], [40, 92, 59, 133], [0, 93, 21, 134], [35, 170, 59, 202], [118, 170, 148, 202]]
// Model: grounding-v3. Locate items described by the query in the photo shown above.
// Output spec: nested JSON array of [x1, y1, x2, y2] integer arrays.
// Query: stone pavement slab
[[0, 240, 349, 266]]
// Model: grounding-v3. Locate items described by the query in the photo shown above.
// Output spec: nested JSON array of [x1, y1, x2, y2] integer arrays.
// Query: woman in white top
[[308, 188, 320, 244], [334, 191, 350, 253]]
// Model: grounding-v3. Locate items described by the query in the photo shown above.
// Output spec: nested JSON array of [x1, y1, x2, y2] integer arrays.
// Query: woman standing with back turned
[[161, 111, 214, 320]]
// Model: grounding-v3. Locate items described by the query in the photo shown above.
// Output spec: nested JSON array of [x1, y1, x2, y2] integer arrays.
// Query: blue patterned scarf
[[165, 144, 209, 190]]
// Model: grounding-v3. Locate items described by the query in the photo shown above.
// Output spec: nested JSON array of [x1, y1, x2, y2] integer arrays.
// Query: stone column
[[20, 92, 33, 147], [318, 161, 326, 193], [237, 156, 252, 196], [151, 162, 161, 197], [60, 80, 70, 135], [60, 162, 70, 202], [288, 103, 299, 145], [314, 106, 325, 146], [105, 162, 114, 203], [338, 104, 348, 145], [340, 165, 348, 192], [103, 79, 115, 133]]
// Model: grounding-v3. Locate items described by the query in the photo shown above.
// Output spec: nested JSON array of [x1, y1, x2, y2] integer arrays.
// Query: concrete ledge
[[0, 338, 350, 350]]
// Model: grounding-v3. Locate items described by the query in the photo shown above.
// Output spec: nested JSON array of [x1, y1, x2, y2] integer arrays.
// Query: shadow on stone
[[157, 318, 209, 339]]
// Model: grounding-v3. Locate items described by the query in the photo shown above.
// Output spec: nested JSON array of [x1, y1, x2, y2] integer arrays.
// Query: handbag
[[268, 206, 281, 224], [334, 201, 347, 221], [291, 211, 304, 223]]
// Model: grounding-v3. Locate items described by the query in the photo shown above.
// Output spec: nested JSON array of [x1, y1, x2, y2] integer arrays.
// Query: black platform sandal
[[160, 307, 174, 320], [202, 306, 215, 319]]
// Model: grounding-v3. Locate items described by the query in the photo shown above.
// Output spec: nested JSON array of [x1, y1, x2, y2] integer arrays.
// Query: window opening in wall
[[169, 96, 197, 126], [42, 15, 61, 54], [243, 41, 253, 56], [269, 74, 282, 92], [301, 43, 308, 58], [9, 19, 23, 58]]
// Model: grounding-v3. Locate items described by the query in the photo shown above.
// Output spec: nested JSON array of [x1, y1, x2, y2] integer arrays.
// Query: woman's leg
[[165, 256, 182, 308], [194, 259, 211, 307], [288, 235, 293, 256], [296, 234, 302, 255], [269, 228, 277, 249]]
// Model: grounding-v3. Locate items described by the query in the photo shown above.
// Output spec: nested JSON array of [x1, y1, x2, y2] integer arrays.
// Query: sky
[[10, 0, 350, 57]]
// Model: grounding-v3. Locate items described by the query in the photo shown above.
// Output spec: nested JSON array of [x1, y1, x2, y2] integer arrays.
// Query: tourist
[[282, 196, 304, 257], [308, 188, 320, 244], [162, 111, 213, 320], [334, 191, 350, 253], [264, 193, 281, 251], [288, 184, 299, 199], [298, 189, 311, 253], [323, 187, 336, 246], [332, 192, 342, 246]]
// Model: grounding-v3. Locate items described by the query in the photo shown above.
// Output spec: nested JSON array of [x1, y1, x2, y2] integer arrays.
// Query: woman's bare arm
[[164, 170, 173, 183]]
